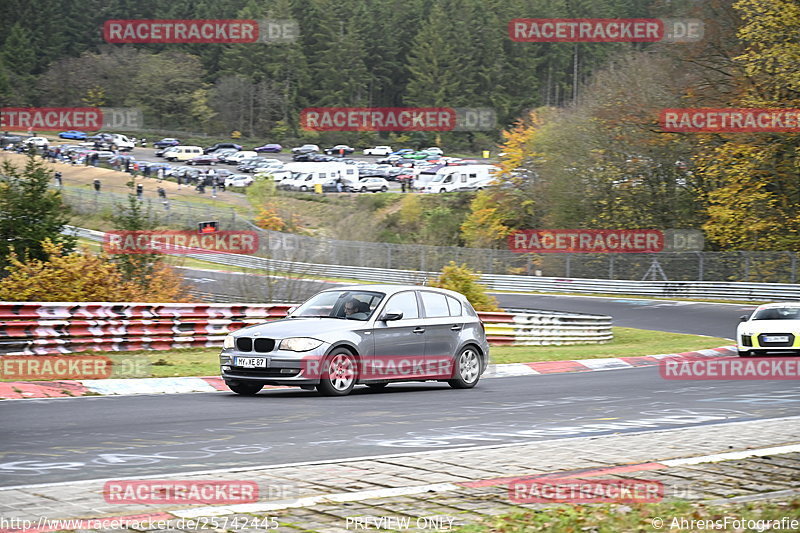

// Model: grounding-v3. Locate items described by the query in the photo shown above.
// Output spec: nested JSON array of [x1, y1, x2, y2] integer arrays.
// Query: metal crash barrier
[[0, 302, 612, 355]]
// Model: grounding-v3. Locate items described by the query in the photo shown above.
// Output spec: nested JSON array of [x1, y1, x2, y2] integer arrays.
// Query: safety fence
[[57, 187, 799, 283], [0, 303, 613, 356], [67, 226, 800, 302]]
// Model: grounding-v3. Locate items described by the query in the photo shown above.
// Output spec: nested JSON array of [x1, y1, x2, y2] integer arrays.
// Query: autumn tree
[[0, 240, 187, 302], [698, 0, 800, 250], [430, 262, 499, 312], [0, 155, 75, 272]]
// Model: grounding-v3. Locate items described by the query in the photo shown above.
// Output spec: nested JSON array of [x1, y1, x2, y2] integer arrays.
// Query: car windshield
[[292, 290, 385, 321], [752, 307, 800, 320]]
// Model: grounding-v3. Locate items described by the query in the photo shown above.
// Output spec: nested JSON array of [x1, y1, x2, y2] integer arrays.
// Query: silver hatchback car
[[220, 285, 490, 396]]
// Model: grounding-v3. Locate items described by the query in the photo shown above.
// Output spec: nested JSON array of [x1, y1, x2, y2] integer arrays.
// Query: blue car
[[153, 138, 182, 148], [390, 148, 414, 156], [58, 130, 87, 140]]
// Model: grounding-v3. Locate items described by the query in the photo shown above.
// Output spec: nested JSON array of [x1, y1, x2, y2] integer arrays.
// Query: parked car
[[58, 130, 87, 140], [320, 178, 352, 193], [164, 146, 204, 162], [213, 148, 240, 163], [737, 303, 800, 357], [219, 284, 489, 396], [156, 146, 180, 158], [204, 142, 242, 154], [356, 177, 390, 192], [291, 144, 320, 155], [224, 174, 254, 187], [324, 144, 355, 155], [153, 138, 181, 148], [363, 146, 393, 156], [390, 148, 415, 156], [224, 151, 258, 165], [187, 154, 220, 165], [423, 147, 444, 155], [0, 134, 23, 145], [254, 143, 282, 153], [24, 137, 49, 148]]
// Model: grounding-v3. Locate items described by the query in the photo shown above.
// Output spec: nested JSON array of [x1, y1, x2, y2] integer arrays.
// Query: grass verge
[[455, 498, 800, 533], [489, 327, 730, 364], [0, 328, 730, 380]]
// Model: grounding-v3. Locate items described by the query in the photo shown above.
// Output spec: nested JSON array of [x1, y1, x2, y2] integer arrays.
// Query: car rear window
[[446, 296, 462, 316], [420, 292, 449, 317]]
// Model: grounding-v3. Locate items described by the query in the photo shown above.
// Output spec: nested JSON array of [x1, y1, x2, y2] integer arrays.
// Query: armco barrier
[[0, 302, 612, 355], [66, 226, 800, 301]]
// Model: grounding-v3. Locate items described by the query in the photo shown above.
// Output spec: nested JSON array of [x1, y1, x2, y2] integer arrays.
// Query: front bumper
[[220, 347, 330, 386]]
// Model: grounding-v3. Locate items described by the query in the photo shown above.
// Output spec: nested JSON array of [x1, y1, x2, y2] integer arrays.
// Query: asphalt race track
[[2, 290, 798, 488], [1, 368, 798, 487]]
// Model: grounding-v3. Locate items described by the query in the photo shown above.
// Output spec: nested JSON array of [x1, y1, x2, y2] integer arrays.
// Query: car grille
[[226, 368, 300, 378], [235, 337, 276, 352], [757, 333, 794, 347]]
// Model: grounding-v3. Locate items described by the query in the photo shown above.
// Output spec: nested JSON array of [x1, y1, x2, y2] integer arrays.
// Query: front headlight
[[222, 334, 235, 349], [279, 337, 324, 352]]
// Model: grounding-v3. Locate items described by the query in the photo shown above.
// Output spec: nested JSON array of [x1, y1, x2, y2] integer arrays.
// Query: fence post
[[565, 253, 572, 278], [609, 254, 615, 279], [696, 251, 704, 281]]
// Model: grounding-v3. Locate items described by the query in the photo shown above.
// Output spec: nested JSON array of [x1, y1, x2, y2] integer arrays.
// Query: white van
[[224, 150, 257, 165], [165, 145, 203, 162], [282, 162, 359, 191], [421, 164, 500, 193], [109, 133, 135, 151]]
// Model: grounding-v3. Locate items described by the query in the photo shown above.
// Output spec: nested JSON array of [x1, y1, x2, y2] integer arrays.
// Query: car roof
[[757, 302, 800, 309], [325, 284, 466, 299]]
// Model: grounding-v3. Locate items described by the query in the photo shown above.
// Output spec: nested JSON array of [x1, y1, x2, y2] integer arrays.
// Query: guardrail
[[0, 303, 613, 355], [68, 226, 800, 302]]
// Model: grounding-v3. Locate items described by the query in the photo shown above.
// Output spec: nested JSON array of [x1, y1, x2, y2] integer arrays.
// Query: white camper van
[[421, 164, 500, 193], [282, 162, 359, 191]]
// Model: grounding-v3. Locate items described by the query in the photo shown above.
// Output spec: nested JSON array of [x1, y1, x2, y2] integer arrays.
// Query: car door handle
[[450, 325, 462, 331], [413, 327, 425, 334]]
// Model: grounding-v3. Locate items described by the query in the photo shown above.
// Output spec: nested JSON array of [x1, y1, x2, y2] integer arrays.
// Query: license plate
[[234, 357, 268, 368], [763, 335, 790, 343]]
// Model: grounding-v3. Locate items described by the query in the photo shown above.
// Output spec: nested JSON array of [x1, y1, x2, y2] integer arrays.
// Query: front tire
[[448, 346, 482, 389], [360, 186, 367, 192], [226, 381, 263, 396], [317, 349, 357, 396]]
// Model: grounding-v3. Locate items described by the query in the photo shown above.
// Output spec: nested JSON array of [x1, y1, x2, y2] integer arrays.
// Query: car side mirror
[[380, 309, 404, 321], [739, 315, 749, 322]]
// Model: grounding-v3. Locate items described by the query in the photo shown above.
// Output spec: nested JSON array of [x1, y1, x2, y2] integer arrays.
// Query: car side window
[[420, 292, 449, 318], [446, 296, 462, 317], [384, 291, 419, 320]]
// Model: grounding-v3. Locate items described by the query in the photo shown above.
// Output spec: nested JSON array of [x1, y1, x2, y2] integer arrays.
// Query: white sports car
[[736, 302, 800, 357]]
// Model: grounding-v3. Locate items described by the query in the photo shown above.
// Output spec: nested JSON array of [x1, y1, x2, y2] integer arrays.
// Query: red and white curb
[[0, 346, 736, 400]]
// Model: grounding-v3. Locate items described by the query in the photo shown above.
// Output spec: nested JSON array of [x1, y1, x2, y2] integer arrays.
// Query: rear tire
[[360, 186, 367, 192], [448, 346, 482, 389], [380, 186, 388, 192], [317, 349, 357, 396], [226, 381, 263, 396]]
